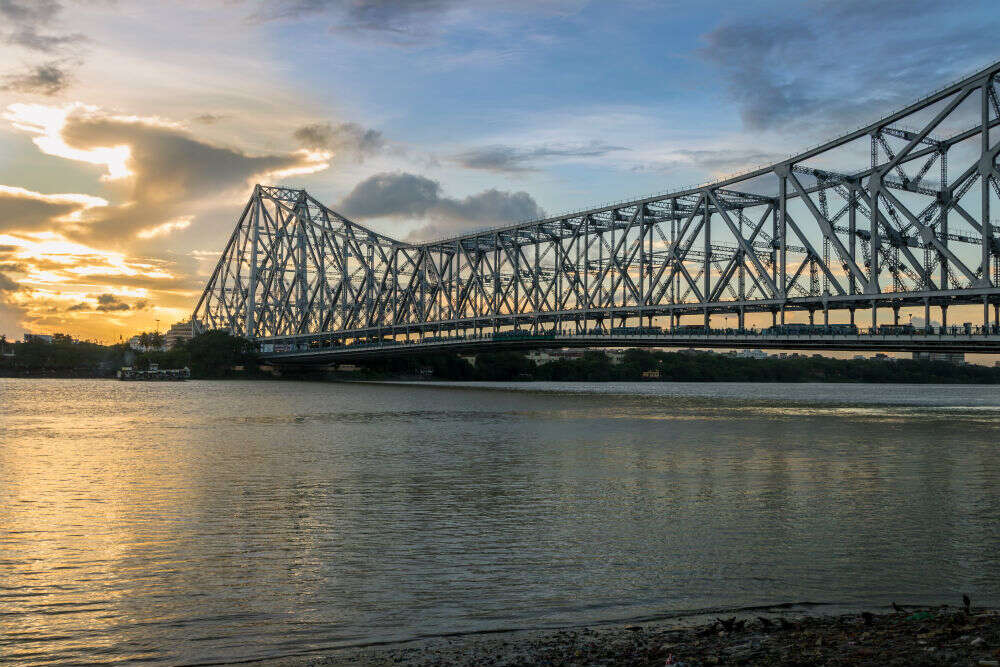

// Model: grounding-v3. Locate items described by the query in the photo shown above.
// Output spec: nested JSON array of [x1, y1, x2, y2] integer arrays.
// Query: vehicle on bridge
[[764, 323, 859, 336], [876, 324, 917, 336], [609, 325, 664, 336]]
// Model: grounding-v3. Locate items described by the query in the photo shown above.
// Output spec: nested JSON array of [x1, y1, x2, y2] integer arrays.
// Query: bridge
[[193, 60, 1000, 364]]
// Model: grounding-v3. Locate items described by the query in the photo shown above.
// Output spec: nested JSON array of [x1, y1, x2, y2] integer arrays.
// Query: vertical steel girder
[[194, 61, 1000, 340]]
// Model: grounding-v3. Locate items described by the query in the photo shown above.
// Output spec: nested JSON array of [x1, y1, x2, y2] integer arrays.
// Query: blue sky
[[0, 0, 998, 339]]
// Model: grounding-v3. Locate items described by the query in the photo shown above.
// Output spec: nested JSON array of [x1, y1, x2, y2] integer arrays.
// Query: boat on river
[[117, 363, 190, 381]]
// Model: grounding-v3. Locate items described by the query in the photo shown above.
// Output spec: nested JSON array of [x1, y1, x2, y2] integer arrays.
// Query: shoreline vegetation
[[343, 349, 1000, 384], [4, 332, 1000, 383], [0, 331, 256, 380], [240, 604, 1000, 666]]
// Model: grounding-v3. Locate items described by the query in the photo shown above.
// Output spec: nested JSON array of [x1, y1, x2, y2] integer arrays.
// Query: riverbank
[[245, 605, 1000, 666]]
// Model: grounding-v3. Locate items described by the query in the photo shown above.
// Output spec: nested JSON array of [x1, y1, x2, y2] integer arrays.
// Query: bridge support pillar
[[994, 303, 999, 335], [849, 308, 855, 327], [893, 306, 900, 326], [871, 302, 877, 331], [985, 295, 990, 333], [942, 304, 948, 330], [738, 308, 745, 331], [808, 310, 814, 325], [924, 299, 930, 333], [823, 305, 829, 326], [771, 310, 777, 327]]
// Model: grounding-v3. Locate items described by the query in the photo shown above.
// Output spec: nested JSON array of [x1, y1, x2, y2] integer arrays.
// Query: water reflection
[[2, 378, 999, 665]]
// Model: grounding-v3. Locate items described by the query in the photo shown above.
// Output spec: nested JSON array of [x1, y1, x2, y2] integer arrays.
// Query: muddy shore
[[241, 604, 1000, 666]]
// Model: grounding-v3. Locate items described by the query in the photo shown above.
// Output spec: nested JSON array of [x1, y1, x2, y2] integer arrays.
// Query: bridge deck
[[259, 331, 1000, 364]]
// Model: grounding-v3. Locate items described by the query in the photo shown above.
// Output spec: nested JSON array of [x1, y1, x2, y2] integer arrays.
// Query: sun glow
[[4, 103, 133, 180], [137, 216, 193, 239]]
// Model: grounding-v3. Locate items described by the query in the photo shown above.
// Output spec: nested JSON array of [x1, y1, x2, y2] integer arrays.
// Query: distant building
[[526, 348, 585, 364], [913, 351, 965, 364], [336, 363, 361, 372], [23, 333, 53, 343], [736, 349, 768, 359], [606, 349, 627, 365], [641, 369, 661, 379], [164, 319, 195, 348]]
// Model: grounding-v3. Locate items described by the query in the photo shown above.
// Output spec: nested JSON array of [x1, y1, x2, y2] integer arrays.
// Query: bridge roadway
[[257, 329, 1000, 365]]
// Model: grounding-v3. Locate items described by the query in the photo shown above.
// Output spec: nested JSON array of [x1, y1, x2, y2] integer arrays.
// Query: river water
[[2, 378, 999, 665]]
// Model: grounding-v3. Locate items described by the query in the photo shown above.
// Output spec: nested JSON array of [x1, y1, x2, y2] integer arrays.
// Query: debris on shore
[[265, 602, 1000, 667]]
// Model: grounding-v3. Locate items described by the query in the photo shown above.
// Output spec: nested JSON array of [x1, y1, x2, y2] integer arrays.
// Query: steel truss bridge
[[195, 60, 1000, 363]]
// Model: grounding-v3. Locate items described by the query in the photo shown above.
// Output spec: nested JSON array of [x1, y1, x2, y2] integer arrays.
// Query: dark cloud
[[1, 61, 71, 95], [0, 269, 26, 337], [0, 271, 22, 293], [6, 25, 85, 52], [0, 0, 85, 53], [338, 171, 545, 240], [0, 0, 63, 25], [0, 188, 85, 231], [67, 294, 148, 313], [55, 109, 323, 244], [192, 113, 226, 124], [251, 0, 571, 46], [453, 141, 626, 173], [94, 293, 130, 312], [293, 121, 384, 159], [254, 0, 457, 34], [698, 0, 999, 131]]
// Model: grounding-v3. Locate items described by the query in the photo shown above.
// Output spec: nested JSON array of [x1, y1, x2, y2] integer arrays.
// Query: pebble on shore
[[249, 604, 1000, 667]]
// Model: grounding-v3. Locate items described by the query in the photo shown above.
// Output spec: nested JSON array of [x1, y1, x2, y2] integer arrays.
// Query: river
[[2, 378, 999, 665]]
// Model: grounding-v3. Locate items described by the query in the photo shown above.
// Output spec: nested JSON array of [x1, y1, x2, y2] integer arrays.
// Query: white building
[[913, 351, 965, 364], [526, 348, 627, 365], [164, 319, 195, 348]]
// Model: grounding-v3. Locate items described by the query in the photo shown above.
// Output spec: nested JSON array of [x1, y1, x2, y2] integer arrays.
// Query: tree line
[[352, 348, 1000, 384], [0, 330, 253, 379]]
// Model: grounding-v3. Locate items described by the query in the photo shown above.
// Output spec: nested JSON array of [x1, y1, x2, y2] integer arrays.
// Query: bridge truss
[[194, 61, 1000, 346]]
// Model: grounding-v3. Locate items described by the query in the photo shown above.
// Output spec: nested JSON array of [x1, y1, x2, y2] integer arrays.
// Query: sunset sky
[[1, 0, 998, 342]]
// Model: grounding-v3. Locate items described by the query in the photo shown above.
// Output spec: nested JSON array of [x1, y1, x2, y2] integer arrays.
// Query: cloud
[[95, 293, 130, 312], [0, 185, 107, 233], [66, 293, 140, 313], [5, 103, 329, 244], [251, 0, 579, 47], [191, 113, 226, 124], [0, 268, 27, 336], [253, 0, 459, 37], [136, 216, 193, 239], [338, 171, 545, 240], [293, 121, 385, 160], [632, 148, 788, 178], [6, 25, 85, 52], [453, 140, 626, 173], [0, 0, 85, 53], [1, 61, 71, 95], [698, 0, 999, 131], [0, 270, 22, 293]]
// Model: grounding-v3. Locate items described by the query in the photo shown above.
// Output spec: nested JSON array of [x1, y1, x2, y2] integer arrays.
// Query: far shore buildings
[[913, 351, 966, 364], [526, 348, 627, 365], [164, 319, 195, 349]]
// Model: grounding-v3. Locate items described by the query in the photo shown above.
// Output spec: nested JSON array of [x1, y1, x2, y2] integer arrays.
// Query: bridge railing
[[258, 324, 1000, 355]]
